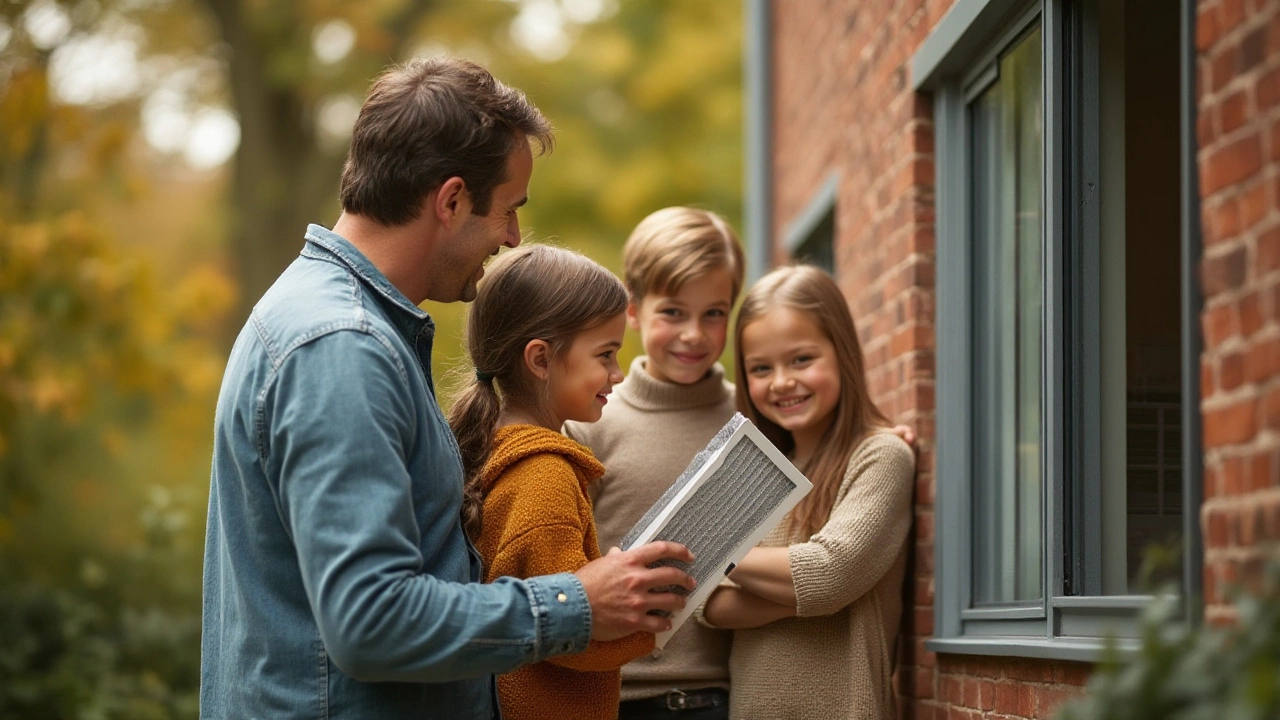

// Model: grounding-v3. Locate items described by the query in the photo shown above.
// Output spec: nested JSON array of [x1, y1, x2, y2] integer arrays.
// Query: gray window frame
[[913, 0, 1200, 661], [784, 173, 838, 273]]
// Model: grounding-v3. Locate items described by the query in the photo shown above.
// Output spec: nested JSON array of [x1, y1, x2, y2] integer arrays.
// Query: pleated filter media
[[621, 413, 812, 648]]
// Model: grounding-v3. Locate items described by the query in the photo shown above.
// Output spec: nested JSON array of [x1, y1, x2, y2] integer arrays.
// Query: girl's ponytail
[[448, 374, 501, 539]]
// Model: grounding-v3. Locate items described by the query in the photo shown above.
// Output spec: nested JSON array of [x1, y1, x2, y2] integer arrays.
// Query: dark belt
[[625, 688, 729, 711]]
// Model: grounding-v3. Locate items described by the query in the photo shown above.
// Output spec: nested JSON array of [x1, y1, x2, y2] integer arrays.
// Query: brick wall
[[770, 1, 1087, 718], [772, 0, 1280, 715], [1195, 0, 1280, 626]]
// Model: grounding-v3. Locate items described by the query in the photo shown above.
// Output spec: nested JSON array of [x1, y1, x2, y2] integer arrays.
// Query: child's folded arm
[[788, 438, 916, 617]]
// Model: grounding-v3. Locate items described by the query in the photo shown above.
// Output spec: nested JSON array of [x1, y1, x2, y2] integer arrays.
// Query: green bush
[[1057, 563, 1280, 720]]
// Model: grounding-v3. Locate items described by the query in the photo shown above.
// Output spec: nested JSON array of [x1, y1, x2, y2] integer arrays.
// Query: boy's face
[[627, 268, 735, 385]]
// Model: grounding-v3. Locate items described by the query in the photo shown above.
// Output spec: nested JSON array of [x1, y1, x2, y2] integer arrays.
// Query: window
[[784, 173, 837, 273], [914, 0, 1195, 659]]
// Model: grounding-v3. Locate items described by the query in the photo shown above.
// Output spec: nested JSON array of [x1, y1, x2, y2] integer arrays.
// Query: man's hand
[[574, 542, 696, 641]]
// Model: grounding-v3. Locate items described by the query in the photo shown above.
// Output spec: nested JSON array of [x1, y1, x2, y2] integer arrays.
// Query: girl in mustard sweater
[[448, 244, 655, 720], [702, 265, 916, 720]]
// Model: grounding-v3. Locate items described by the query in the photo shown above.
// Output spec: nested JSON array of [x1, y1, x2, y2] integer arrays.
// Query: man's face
[[432, 136, 533, 303]]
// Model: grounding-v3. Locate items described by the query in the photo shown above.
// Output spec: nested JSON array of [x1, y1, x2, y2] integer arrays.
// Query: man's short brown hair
[[622, 207, 746, 302], [339, 56, 553, 226]]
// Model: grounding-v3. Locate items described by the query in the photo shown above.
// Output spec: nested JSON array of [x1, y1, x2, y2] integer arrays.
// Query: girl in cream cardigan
[[703, 265, 916, 720]]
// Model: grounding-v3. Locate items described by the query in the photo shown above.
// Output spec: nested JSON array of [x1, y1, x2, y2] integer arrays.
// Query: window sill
[[925, 635, 1140, 663]]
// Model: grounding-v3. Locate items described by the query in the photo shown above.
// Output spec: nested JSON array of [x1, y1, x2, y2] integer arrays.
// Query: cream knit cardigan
[[724, 431, 915, 720]]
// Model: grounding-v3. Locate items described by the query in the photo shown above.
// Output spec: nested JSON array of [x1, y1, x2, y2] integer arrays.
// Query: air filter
[[621, 413, 812, 647]]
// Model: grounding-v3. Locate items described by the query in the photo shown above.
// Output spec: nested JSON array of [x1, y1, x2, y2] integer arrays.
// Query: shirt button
[[556, 592, 568, 603]]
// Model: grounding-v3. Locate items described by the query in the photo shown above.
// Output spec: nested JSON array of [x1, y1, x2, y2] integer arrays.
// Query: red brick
[[1053, 662, 1094, 686], [1203, 245, 1249, 295], [993, 682, 1020, 715], [914, 576, 933, 604], [1204, 357, 1218, 397], [890, 322, 931, 356], [1222, 350, 1246, 390], [1248, 448, 1276, 490], [1270, 117, 1280, 162], [914, 606, 933, 635], [914, 666, 936, 700], [1238, 292, 1263, 338], [940, 675, 963, 703], [1245, 335, 1280, 382], [1197, 4, 1221, 52], [1202, 302, 1239, 346], [915, 509, 935, 542], [1259, 65, 1280, 112], [916, 477, 934, 506], [1240, 25, 1268, 71], [1219, 0, 1247, 34], [1273, 280, 1280, 328], [976, 679, 996, 711], [1205, 398, 1259, 446], [1257, 224, 1280, 273], [1238, 503, 1259, 545], [1017, 683, 1038, 718], [1264, 494, 1280, 539], [1238, 180, 1271, 231], [1206, 462, 1222, 497], [1200, 105, 1217, 148], [1207, 506, 1232, 547], [1223, 455, 1246, 495], [1037, 686, 1084, 718], [1220, 90, 1249, 135], [1203, 133, 1264, 195], [1210, 42, 1241, 93], [1005, 661, 1054, 683], [1264, 385, 1280, 429], [1205, 196, 1241, 243]]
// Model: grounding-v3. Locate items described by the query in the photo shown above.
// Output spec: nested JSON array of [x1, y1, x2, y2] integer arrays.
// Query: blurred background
[[0, 0, 742, 715]]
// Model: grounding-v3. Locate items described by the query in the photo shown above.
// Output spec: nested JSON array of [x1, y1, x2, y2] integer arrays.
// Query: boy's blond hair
[[622, 207, 746, 302]]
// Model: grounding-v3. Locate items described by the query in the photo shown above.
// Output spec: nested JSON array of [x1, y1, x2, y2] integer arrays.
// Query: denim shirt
[[201, 225, 592, 719]]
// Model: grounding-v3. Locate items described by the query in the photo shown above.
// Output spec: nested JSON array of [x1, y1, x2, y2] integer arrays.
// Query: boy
[[565, 206, 743, 719]]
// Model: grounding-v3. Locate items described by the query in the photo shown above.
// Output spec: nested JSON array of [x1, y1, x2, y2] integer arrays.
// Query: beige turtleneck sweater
[[564, 356, 738, 701]]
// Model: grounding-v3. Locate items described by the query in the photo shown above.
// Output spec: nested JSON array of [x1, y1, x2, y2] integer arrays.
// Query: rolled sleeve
[[522, 573, 593, 659]]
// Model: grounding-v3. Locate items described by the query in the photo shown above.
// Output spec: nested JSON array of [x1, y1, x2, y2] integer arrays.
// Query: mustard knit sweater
[[721, 431, 916, 720], [477, 424, 654, 720]]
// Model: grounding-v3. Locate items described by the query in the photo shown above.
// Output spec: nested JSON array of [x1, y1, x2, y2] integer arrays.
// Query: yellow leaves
[[173, 263, 238, 327], [0, 66, 50, 161], [29, 369, 85, 420]]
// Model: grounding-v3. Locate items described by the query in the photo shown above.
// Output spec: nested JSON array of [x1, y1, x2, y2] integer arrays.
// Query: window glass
[[970, 25, 1044, 606], [794, 209, 835, 274]]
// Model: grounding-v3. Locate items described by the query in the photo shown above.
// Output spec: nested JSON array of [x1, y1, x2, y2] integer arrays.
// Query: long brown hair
[[447, 244, 628, 539], [733, 265, 890, 539]]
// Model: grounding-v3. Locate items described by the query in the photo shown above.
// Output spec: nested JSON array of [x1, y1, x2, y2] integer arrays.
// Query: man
[[200, 56, 695, 719]]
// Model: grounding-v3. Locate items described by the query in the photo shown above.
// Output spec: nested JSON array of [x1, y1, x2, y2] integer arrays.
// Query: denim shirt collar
[[302, 223, 436, 346]]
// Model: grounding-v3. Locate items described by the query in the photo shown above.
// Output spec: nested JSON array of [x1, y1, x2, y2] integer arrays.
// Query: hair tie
[[475, 369, 494, 383]]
